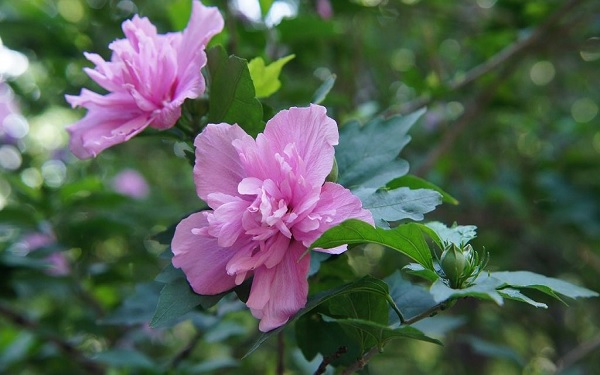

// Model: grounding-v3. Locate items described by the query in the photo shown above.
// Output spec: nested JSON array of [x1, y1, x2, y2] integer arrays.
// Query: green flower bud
[[326, 157, 338, 183], [440, 244, 467, 288]]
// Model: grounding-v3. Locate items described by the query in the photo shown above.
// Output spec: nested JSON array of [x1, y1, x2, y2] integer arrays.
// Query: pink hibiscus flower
[[172, 104, 374, 331], [65, 1, 223, 159]]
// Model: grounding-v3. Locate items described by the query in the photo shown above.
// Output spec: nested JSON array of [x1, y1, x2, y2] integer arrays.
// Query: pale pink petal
[[294, 182, 374, 252], [262, 104, 338, 186], [194, 123, 254, 200], [67, 111, 150, 159], [172, 212, 238, 295], [175, 1, 224, 98], [247, 241, 310, 331], [205, 194, 251, 247]]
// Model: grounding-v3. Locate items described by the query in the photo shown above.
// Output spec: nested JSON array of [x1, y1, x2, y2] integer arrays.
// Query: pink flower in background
[[111, 169, 150, 199], [19, 232, 70, 276], [172, 104, 374, 331], [316, 0, 333, 20], [65, 0, 224, 159]]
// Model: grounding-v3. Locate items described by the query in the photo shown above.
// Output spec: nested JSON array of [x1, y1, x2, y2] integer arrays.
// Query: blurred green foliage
[[1, 0, 600, 374]]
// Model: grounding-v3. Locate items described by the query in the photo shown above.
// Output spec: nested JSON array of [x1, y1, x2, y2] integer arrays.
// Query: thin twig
[[556, 334, 600, 372], [403, 302, 448, 325], [0, 303, 104, 374], [339, 302, 448, 374], [277, 330, 285, 375], [414, 68, 509, 176], [170, 332, 202, 369], [340, 346, 380, 375], [314, 346, 348, 375], [385, 0, 586, 116]]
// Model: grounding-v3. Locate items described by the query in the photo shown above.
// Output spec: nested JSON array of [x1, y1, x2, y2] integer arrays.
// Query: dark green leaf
[[429, 274, 504, 304], [244, 275, 396, 357], [337, 109, 425, 189], [491, 271, 599, 301], [425, 222, 477, 247], [150, 278, 225, 328], [411, 316, 466, 338], [387, 175, 459, 205], [310, 219, 435, 270], [321, 316, 441, 348], [207, 46, 264, 137], [498, 288, 547, 308], [402, 263, 440, 283], [384, 271, 438, 325], [355, 187, 442, 225]]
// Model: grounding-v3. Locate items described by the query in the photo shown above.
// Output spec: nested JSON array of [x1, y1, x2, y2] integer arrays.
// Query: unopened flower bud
[[440, 244, 467, 288]]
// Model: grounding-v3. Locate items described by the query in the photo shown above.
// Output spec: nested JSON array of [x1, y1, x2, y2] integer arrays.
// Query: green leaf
[[491, 271, 599, 301], [498, 288, 547, 308], [324, 292, 390, 352], [425, 222, 478, 247], [429, 274, 505, 304], [411, 315, 466, 338], [337, 108, 425, 189], [150, 278, 226, 328], [248, 54, 294, 98], [384, 271, 438, 325], [310, 219, 435, 270], [244, 275, 397, 357], [387, 175, 459, 205], [207, 46, 264, 137], [312, 73, 336, 104], [321, 316, 441, 349], [355, 187, 442, 225], [402, 263, 440, 283]]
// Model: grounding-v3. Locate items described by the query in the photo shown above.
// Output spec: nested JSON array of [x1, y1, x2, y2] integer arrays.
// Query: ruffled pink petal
[[246, 241, 310, 331], [261, 104, 338, 187], [175, 1, 224, 98], [172, 212, 239, 295], [294, 182, 374, 253], [194, 123, 253, 200], [66, 110, 150, 159], [205, 194, 251, 247]]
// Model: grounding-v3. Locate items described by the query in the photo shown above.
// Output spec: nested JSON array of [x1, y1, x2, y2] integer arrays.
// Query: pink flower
[[111, 169, 150, 199], [172, 105, 374, 331], [65, 1, 224, 159]]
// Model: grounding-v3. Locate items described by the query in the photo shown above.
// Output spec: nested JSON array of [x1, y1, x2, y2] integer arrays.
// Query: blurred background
[[1, 0, 599, 374]]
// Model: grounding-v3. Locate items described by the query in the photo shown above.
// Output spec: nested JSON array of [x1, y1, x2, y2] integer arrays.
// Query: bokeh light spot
[[571, 98, 598, 123], [529, 61, 555, 86], [390, 48, 415, 72], [580, 37, 600, 62], [3, 114, 29, 139], [57, 0, 85, 23], [21, 168, 43, 189], [0, 145, 22, 170], [42, 160, 67, 188], [477, 0, 497, 9]]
